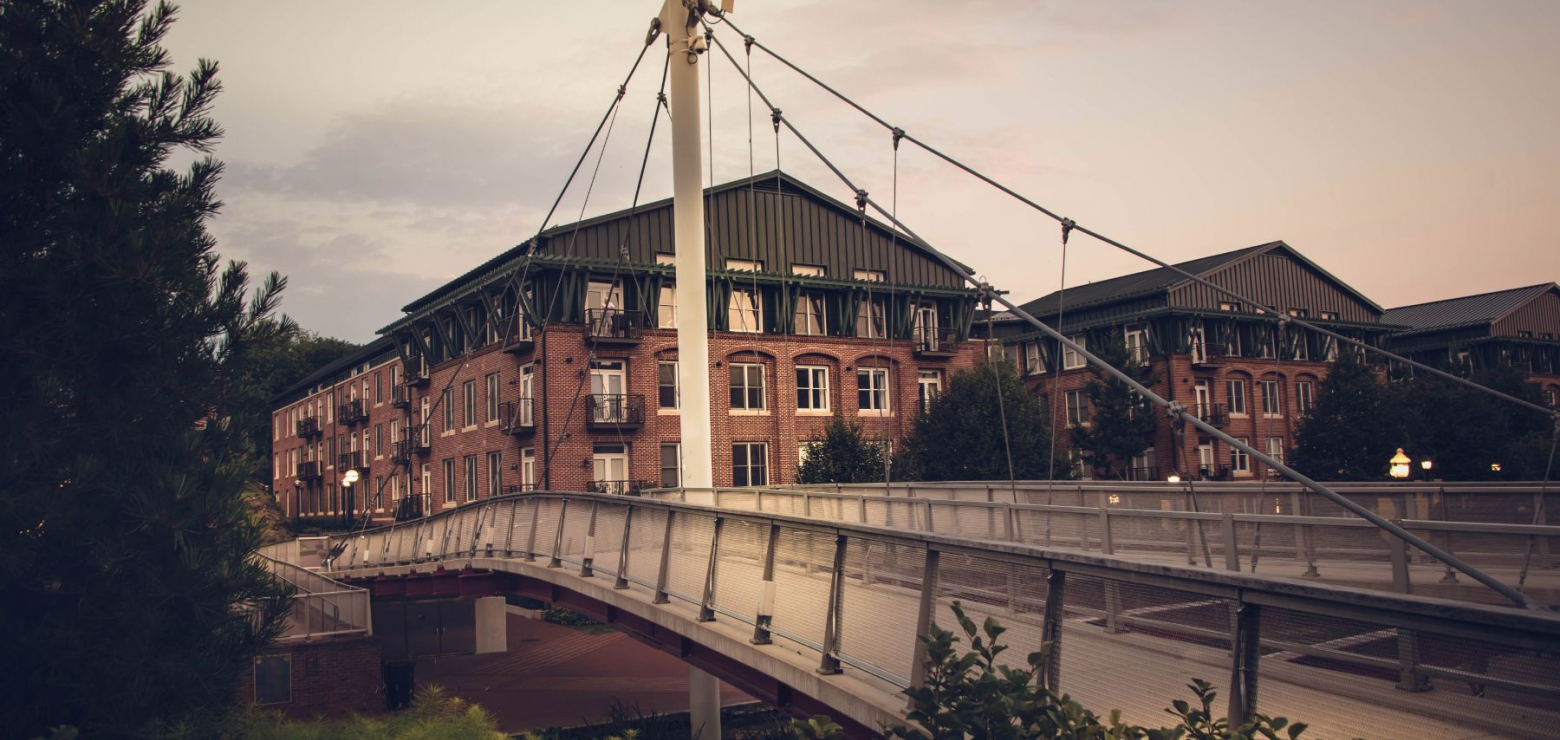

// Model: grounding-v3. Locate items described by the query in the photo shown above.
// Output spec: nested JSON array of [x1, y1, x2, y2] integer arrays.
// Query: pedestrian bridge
[[293, 490, 1560, 740]]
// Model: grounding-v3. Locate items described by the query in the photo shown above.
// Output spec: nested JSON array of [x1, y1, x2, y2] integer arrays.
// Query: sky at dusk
[[161, 1, 1560, 343]]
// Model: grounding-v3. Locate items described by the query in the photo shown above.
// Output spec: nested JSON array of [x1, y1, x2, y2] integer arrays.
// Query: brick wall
[[236, 636, 382, 718]]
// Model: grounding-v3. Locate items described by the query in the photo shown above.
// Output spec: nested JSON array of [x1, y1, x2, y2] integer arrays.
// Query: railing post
[[1388, 528, 1430, 691], [858, 495, 868, 523], [548, 499, 568, 568], [698, 517, 723, 622], [1040, 568, 1066, 693], [803, 491, 812, 517], [1097, 494, 1114, 554], [1101, 506, 1124, 634], [581, 501, 600, 578], [1226, 601, 1262, 726], [817, 534, 848, 675], [503, 499, 519, 557], [923, 499, 935, 532], [752, 523, 781, 644], [654, 510, 676, 604], [1221, 513, 1240, 572], [906, 548, 941, 704], [713, 487, 722, 509], [1291, 490, 1318, 577], [615, 506, 635, 589], [1003, 503, 1016, 541], [525, 497, 542, 562]]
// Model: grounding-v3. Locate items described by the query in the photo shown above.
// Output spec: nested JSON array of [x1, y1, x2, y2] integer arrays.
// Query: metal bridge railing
[[257, 553, 372, 640], [324, 490, 1560, 737], [640, 484, 1560, 608]]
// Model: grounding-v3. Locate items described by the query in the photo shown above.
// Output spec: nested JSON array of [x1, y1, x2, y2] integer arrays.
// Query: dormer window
[[853, 269, 886, 282], [726, 258, 763, 272], [792, 263, 825, 277]]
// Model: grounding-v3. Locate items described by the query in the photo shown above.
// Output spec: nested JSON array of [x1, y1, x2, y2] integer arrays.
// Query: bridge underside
[[336, 559, 903, 740]]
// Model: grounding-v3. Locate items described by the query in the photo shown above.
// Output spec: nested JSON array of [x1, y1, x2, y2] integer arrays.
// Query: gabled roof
[[272, 336, 396, 405], [1383, 283, 1559, 336], [1013, 241, 1379, 319], [397, 170, 972, 317]]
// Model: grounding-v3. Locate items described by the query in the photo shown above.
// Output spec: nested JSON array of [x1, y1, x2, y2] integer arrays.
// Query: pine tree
[[1068, 332, 1162, 479], [896, 359, 1072, 481], [797, 414, 889, 484], [0, 2, 293, 735], [1290, 352, 1402, 480]]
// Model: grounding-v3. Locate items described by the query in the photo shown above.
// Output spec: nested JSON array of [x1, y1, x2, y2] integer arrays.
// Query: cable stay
[[701, 27, 1545, 611], [710, 17, 1558, 425]]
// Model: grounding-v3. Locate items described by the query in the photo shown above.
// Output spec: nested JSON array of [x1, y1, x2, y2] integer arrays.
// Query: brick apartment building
[[272, 171, 985, 521], [987, 241, 1397, 481], [1383, 282, 1560, 406]]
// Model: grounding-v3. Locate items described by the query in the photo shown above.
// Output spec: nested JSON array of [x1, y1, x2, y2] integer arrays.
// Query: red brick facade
[[236, 636, 382, 717]]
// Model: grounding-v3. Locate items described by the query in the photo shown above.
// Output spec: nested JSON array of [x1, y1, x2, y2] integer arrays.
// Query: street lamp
[[1389, 448, 1411, 479], [1491, 462, 1503, 474], [1420, 459, 1433, 481], [1167, 473, 1182, 484], [341, 469, 359, 529]]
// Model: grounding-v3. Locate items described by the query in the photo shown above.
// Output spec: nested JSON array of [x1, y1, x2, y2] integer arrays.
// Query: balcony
[[390, 440, 413, 463], [405, 364, 430, 387], [503, 322, 536, 355], [296, 461, 324, 481], [337, 451, 370, 472], [500, 399, 536, 435], [338, 399, 368, 425], [1125, 465, 1160, 482], [914, 326, 959, 358], [585, 308, 642, 345], [1192, 403, 1228, 427], [1189, 342, 1229, 367], [585, 394, 644, 431], [503, 483, 540, 496], [391, 384, 412, 409], [587, 479, 651, 496], [398, 426, 431, 456], [1197, 465, 1232, 482], [295, 416, 322, 438], [393, 494, 428, 521]]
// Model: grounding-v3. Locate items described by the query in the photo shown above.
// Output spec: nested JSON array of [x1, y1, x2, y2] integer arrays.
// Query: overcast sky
[[161, 1, 1560, 343]]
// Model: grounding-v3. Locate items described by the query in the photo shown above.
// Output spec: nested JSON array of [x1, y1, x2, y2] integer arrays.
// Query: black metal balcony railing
[[296, 461, 323, 481], [914, 326, 958, 356], [405, 365, 430, 387], [390, 440, 413, 463], [393, 493, 428, 521], [585, 308, 642, 343], [503, 322, 536, 355], [338, 399, 368, 425], [587, 479, 651, 496], [585, 394, 644, 429], [397, 426, 431, 455], [1197, 465, 1232, 481], [1192, 403, 1229, 427], [502, 483, 540, 496], [391, 385, 412, 408], [1125, 465, 1160, 482], [1190, 342, 1229, 366], [295, 416, 322, 438], [337, 451, 369, 471], [500, 399, 536, 435]]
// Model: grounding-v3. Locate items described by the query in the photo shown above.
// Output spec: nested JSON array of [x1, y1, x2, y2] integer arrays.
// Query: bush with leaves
[[896, 360, 1072, 482], [798, 414, 891, 484]]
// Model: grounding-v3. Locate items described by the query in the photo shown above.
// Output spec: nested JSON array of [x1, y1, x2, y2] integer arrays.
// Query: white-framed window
[[729, 286, 761, 333], [519, 365, 535, 425], [658, 360, 679, 409], [463, 454, 478, 502], [375, 372, 384, 405], [1260, 379, 1282, 417], [421, 463, 432, 500], [586, 279, 624, 312], [792, 263, 825, 277], [1125, 328, 1147, 364], [487, 451, 502, 499], [730, 363, 766, 410], [592, 444, 629, 492], [521, 448, 536, 489], [1025, 342, 1042, 375], [858, 367, 890, 413], [1004, 343, 1022, 370], [727, 258, 764, 272], [390, 419, 399, 450], [658, 284, 678, 328], [1220, 301, 1241, 312], [462, 380, 476, 428], [796, 365, 830, 411], [660, 443, 680, 488], [1288, 308, 1308, 319], [1231, 438, 1251, 475], [1226, 379, 1248, 416], [441, 388, 453, 431], [798, 441, 821, 469], [1063, 335, 1087, 370], [443, 458, 456, 504], [1065, 389, 1090, 426], [856, 297, 887, 339], [794, 293, 826, 336], [374, 423, 384, 457], [1296, 380, 1314, 416], [732, 442, 768, 486], [1319, 310, 1339, 321], [1266, 437, 1285, 467], [917, 370, 942, 413], [656, 252, 676, 265], [853, 269, 885, 282], [487, 304, 504, 345], [485, 372, 500, 423]]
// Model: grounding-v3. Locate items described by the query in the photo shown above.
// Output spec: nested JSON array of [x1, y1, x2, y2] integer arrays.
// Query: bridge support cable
[[709, 19, 1560, 425], [702, 30, 1545, 611]]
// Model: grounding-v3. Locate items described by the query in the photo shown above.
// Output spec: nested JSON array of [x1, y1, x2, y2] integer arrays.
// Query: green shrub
[[217, 685, 505, 740]]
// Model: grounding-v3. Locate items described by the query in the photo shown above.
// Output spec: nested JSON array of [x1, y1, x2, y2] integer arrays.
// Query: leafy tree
[[797, 414, 889, 484], [1068, 332, 1162, 479], [0, 2, 291, 735], [1289, 352, 1403, 481], [233, 326, 359, 480], [1392, 368, 1553, 481], [896, 359, 1071, 481]]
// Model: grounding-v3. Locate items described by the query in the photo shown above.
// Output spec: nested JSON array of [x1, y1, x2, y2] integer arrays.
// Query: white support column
[[661, 0, 714, 492], [689, 664, 721, 740]]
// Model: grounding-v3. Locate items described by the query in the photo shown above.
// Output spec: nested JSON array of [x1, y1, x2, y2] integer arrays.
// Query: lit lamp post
[[1420, 458, 1433, 481], [1167, 472, 1182, 484], [341, 469, 359, 530], [1389, 448, 1411, 480], [1491, 462, 1503, 475]]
